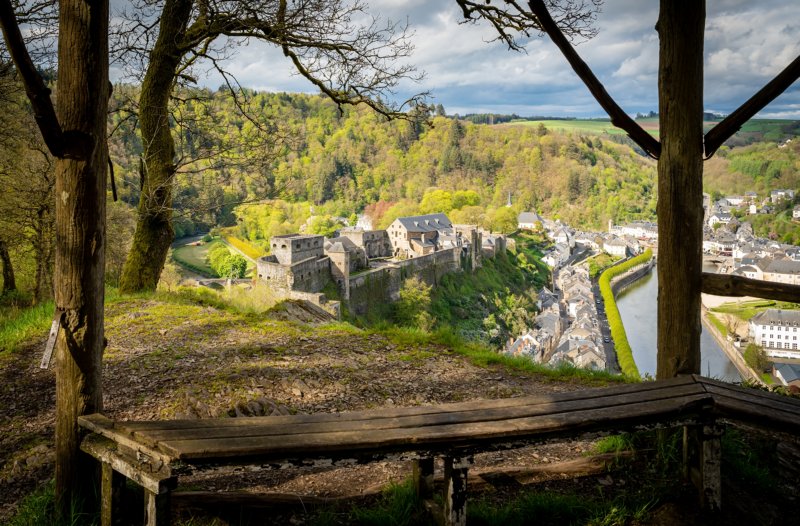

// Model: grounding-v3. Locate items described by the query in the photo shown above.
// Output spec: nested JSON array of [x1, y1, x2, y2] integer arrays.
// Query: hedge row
[[598, 249, 653, 379]]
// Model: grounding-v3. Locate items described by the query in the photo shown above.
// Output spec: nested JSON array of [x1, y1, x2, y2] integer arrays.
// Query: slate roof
[[394, 213, 452, 233], [518, 211, 543, 224], [765, 258, 800, 275], [324, 236, 360, 254], [775, 363, 800, 384], [751, 309, 800, 326]]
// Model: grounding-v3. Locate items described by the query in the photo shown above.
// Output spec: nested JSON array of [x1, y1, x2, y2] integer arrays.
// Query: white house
[[603, 238, 628, 258], [517, 211, 544, 230], [761, 258, 800, 286], [708, 212, 732, 228], [749, 309, 800, 360], [771, 189, 795, 204]]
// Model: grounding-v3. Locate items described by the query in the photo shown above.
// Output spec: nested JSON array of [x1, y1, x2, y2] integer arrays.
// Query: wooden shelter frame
[[529, 0, 800, 379]]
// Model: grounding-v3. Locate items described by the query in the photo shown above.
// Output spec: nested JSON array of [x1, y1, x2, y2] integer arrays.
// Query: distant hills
[[500, 116, 800, 147]]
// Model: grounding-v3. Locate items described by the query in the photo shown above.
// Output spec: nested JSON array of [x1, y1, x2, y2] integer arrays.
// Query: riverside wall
[[609, 258, 656, 296], [700, 307, 764, 385]]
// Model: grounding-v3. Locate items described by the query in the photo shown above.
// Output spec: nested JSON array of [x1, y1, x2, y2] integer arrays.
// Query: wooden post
[[655, 0, 706, 379], [144, 489, 171, 526], [101, 462, 124, 526], [443, 456, 470, 526], [413, 458, 435, 500], [683, 423, 724, 513]]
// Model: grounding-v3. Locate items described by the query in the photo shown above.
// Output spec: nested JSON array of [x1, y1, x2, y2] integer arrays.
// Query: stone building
[[325, 237, 367, 299], [337, 228, 393, 259], [387, 213, 453, 258], [256, 234, 331, 293]]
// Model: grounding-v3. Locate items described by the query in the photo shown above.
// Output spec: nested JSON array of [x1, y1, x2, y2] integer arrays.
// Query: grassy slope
[[429, 232, 549, 344]]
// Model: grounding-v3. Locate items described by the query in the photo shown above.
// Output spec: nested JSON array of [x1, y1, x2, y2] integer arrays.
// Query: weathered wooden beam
[[413, 458, 435, 500], [655, 0, 705, 379], [101, 462, 124, 526], [527, 0, 661, 159], [701, 273, 800, 303], [704, 54, 800, 157], [443, 456, 470, 526], [683, 424, 723, 513], [81, 434, 176, 495], [144, 489, 171, 526]]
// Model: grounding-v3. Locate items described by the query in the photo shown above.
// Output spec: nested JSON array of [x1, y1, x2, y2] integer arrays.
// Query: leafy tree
[[419, 189, 453, 215], [307, 215, 345, 237], [117, 0, 425, 293], [208, 243, 248, 278], [395, 276, 432, 328], [0, 0, 110, 516], [488, 207, 518, 233], [744, 343, 769, 372]]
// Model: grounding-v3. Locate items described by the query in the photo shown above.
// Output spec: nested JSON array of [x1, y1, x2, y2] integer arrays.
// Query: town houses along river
[[616, 266, 741, 382]]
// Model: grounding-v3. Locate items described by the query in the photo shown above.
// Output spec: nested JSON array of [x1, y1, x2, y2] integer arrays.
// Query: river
[[615, 266, 741, 382]]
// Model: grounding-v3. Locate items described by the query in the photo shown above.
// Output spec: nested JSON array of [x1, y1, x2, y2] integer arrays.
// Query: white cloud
[[131, 0, 798, 118]]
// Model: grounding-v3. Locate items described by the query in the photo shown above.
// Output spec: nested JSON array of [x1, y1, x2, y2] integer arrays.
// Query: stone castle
[[256, 214, 505, 315]]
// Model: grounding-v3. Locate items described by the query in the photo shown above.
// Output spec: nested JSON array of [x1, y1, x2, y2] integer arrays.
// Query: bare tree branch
[[455, 0, 601, 50], [703, 54, 800, 158], [527, 0, 661, 159], [0, 0, 66, 156]]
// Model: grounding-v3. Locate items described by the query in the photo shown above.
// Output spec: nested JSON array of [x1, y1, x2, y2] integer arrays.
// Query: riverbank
[[598, 250, 654, 379], [700, 305, 765, 385], [616, 268, 741, 382]]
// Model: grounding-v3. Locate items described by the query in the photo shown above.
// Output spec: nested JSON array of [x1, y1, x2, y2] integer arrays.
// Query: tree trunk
[[53, 0, 109, 517], [118, 0, 192, 293], [655, 0, 705, 379], [0, 237, 16, 293]]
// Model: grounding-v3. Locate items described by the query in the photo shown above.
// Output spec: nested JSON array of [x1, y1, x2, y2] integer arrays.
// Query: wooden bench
[[78, 375, 800, 526]]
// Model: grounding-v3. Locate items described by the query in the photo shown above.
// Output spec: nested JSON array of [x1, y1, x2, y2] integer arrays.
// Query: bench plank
[[699, 380, 800, 417], [157, 393, 713, 460], [117, 376, 697, 433], [126, 382, 707, 444]]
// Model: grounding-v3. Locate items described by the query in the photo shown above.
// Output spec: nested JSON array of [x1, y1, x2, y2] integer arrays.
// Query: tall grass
[[0, 300, 54, 354], [7, 481, 97, 526]]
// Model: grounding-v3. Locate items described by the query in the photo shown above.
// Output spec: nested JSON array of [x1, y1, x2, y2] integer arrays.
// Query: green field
[[503, 118, 799, 143], [710, 299, 800, 322], [504, 119, 635, 136], [173, 239, 257, 278], [172, 241, 218, 277]]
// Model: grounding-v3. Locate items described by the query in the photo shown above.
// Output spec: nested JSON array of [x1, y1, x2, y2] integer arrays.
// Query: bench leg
[[144, 489, 171, 526], [101, 462, 124, 526], [413, 458, 435, 500], [443, 456, 470, 526], [683, 423, 724, 513]]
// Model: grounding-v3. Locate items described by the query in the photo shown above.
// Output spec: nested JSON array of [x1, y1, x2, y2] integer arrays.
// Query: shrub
[[744, 342, 769, 371], [598, 249, 653, 379], [207, 245, 248, 279]]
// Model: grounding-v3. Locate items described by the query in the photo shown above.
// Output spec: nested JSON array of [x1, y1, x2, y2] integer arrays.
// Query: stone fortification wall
[[347, 247, 463, 315]]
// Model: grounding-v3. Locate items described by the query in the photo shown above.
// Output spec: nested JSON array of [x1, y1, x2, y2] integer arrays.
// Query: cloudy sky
[[159, 0, 800, 118]]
